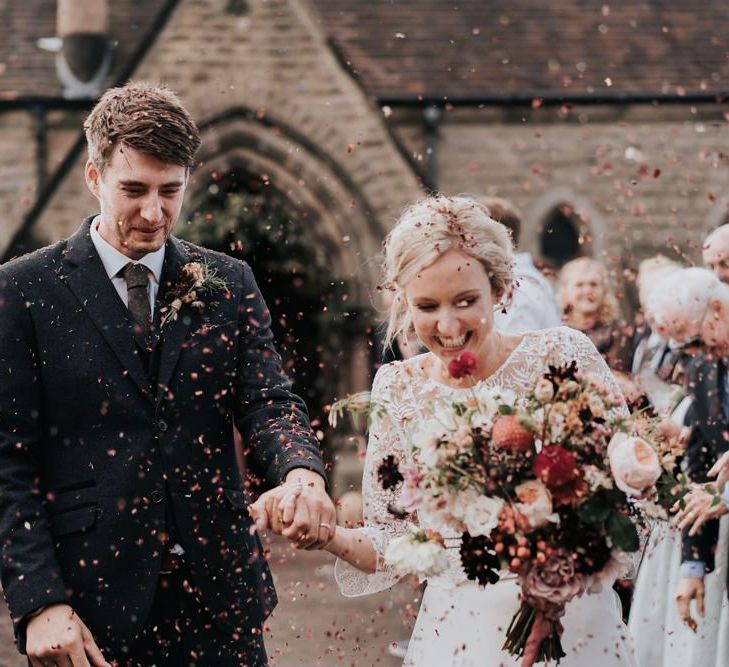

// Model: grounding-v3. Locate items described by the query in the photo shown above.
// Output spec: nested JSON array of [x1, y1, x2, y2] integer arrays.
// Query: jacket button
[[150, 490, 164, 504], [157, 419, 168, 432]]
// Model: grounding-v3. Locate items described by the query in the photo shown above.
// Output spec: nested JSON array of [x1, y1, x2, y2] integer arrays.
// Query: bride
[[274, 196, 637, 665]]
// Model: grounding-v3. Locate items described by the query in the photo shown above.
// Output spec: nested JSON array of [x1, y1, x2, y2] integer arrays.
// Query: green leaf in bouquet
[[656, 469, 688, 510], [577, 493, 611, 524], [606, 511, 640, 552], [328, 392, 382, 430], [498, 405, 513, 415], [453, 402, 469, 417]]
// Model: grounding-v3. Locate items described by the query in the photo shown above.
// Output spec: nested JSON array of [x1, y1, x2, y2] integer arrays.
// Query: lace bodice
[[334, 326, 628, 596]]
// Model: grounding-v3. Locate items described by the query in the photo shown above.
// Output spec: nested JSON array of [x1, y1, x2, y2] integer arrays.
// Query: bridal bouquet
[[329, 352, 684, 667]]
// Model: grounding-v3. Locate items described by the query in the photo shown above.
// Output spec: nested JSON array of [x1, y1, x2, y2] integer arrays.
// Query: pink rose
[[608, 433, 661, 496], [522, 552, 585, 616]]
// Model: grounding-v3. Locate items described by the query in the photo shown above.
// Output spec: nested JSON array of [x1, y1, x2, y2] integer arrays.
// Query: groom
[[0, 82, 334, 666]]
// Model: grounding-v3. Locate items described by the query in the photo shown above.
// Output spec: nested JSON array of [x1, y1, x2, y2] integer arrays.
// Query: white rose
[[534, 379, 555, 404], [515, 480, 558, 528], [608, 433, 662, 496], [384, 533, 449, 578], [494, 388, 518, 408], [448, 487, 480, 523], [464, 495, 504, 537]]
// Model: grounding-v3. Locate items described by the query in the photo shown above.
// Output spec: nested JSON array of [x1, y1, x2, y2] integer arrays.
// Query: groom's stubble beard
[[111, 212, 178, 259]]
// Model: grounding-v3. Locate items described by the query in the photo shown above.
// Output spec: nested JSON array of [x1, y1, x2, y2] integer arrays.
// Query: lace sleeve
[[334, 363, 418, 597], [551, 327, 629, 417]]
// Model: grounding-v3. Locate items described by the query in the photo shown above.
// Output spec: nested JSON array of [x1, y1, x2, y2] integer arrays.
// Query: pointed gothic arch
[[524, 188, 605, 270], [178, 109, 381, 459]]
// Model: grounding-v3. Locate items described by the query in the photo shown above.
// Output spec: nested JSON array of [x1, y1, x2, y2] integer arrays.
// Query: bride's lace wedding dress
[[335, 327, 639, 666]]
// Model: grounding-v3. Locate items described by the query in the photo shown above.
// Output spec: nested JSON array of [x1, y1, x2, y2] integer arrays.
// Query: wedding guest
[[702, 224, 729, 285], [630, 256, 686, 415], [557, 257, 632, 374], [481, 196, 562, 333], [630, 267, 729, 666]]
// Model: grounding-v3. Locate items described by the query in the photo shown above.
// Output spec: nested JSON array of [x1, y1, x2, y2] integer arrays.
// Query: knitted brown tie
[[123, 263, 151, 337]]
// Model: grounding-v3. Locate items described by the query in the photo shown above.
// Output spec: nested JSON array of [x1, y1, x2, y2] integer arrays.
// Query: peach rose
[[607, 433, 661, 496]]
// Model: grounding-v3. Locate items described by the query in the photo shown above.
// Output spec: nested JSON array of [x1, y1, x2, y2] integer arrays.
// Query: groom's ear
[[84, 159, 101, 199]]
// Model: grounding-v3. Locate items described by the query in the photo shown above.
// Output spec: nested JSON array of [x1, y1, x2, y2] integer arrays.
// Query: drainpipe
[[57, 0, 112, 99], [423, 104, 441, 192], [32, 104, 48, 193]]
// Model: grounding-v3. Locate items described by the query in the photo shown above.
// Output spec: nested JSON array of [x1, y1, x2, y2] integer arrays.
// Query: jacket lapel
[[63, 218, 154, 401], [155, 237, 193, 400]]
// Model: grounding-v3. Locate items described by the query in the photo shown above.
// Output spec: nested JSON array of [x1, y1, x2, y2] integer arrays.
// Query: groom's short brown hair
[[84, 81, 201, 173]]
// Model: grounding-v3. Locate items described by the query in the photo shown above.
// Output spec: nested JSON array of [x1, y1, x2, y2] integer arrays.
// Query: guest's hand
[[675, 576, 704, 632], [675, 484, 727, 536], [248, 468, 336, 549], [26, 602, 111, 667], [708, 450, 729, 486]]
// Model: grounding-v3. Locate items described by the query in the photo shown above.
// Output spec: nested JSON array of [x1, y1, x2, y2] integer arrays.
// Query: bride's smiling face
[[405, 249, 498, 364]]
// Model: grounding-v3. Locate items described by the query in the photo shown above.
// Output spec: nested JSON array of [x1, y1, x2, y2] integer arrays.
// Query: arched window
[[539, 202, 585, 269]]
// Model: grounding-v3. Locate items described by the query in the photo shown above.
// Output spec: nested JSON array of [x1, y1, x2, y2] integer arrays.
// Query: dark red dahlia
[[377, 455, 404, 490], [459, 532, 501, 587], [448, 351, 479, 379], [533, 445, 579, 489]]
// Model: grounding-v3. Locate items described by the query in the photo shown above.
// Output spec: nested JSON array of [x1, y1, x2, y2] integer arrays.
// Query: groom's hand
[[249, 469, 335, 549], [26, 602, 111, 667], [675, 576, 705, 632]]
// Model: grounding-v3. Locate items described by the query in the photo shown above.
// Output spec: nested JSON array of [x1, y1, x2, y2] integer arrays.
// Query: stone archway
[[179, 110, 381, 472]]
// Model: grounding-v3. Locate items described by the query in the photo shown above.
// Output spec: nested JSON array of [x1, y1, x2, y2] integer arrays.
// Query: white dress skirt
[[629, 519, 729, 667], [404, 575, 637, 667]]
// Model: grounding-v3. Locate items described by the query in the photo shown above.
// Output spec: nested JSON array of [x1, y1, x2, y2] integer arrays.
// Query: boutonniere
[[159, 260, 229, 328]]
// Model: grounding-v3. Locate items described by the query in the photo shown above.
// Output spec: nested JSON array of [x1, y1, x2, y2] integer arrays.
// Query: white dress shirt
[[89, 216, 165, 315], [494, 252, 562, 334]]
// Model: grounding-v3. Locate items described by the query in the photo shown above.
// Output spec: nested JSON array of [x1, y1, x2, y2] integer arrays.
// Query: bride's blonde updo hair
[[382, 194, 514, 349]]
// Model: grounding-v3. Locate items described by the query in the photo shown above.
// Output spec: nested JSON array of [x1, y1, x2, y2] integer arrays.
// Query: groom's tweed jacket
[[0, 218, 326, 654]]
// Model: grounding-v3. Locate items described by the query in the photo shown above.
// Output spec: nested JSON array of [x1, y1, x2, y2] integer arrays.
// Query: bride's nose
[[436, 312, 461, 336]]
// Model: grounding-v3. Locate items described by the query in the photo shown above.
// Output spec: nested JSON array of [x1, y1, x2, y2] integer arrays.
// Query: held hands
[[248, 468, 336, 549], [26, 603, 111, 667], [675, 576, 705, 632]]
